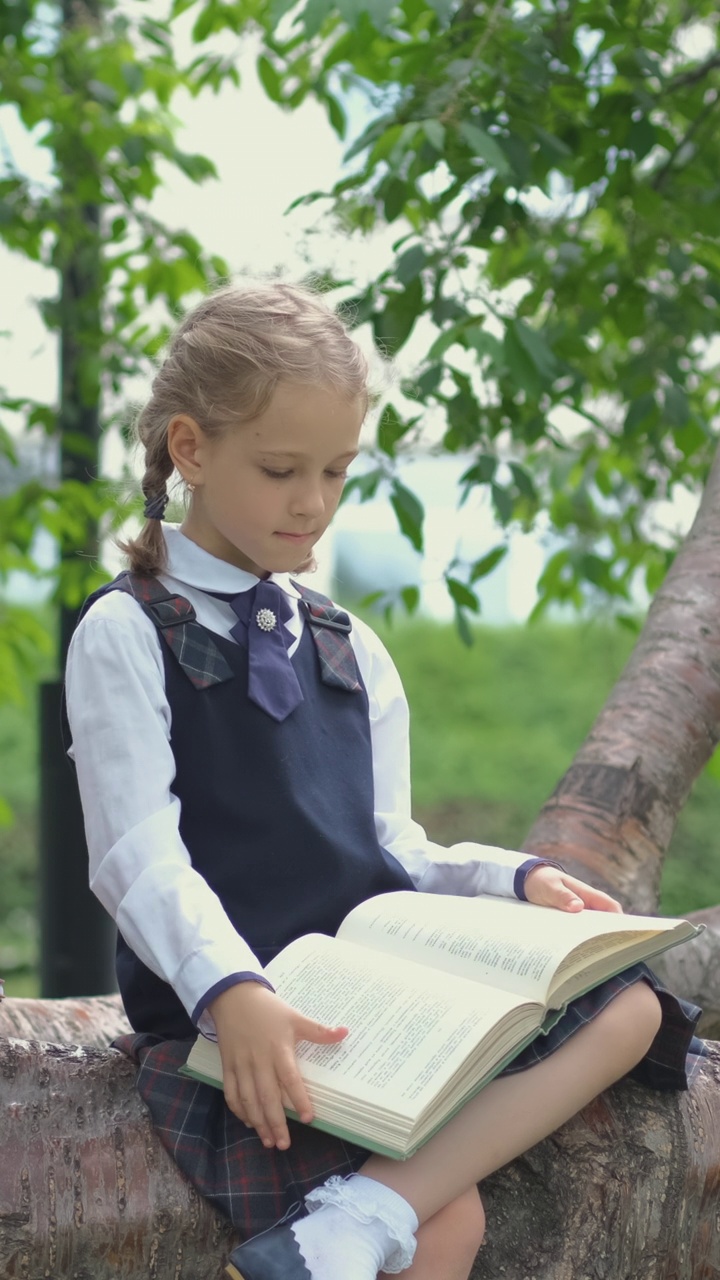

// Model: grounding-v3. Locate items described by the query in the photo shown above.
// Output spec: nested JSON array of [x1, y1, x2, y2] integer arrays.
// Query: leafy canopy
[[3, 0, 720, 652], [0, 0, 231, 704], [187, 0, 720, 624]]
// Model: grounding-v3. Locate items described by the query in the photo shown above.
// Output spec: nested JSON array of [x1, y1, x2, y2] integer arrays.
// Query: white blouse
[[65, 526, 539, 1034]]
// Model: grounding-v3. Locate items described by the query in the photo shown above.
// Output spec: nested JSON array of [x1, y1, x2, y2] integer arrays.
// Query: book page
[[337, 891, 688, 1003], [265, 933, 536, 1118]]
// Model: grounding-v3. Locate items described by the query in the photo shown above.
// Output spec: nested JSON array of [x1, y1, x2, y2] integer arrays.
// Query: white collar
[[162, 525, 301, 600]]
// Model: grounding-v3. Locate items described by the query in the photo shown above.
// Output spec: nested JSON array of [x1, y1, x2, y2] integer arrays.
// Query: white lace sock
[[291, 1174, 419, 1279]]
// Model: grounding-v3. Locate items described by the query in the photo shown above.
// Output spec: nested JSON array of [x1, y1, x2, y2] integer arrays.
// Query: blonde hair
[[120, 279, 373, 575]]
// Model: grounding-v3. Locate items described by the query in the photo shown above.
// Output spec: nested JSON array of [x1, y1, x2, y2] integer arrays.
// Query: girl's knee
[[607, 980, 663, 1054]]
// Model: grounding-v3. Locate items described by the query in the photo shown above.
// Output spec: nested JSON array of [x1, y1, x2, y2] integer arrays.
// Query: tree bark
[[523, 445, 720, 915], [651, 905, 720, 1040], [0, 1035, 235, 1279], [523, 445, 720, 1027], [0, 1026, 716, 1279], [0, 993, 129, 1046]]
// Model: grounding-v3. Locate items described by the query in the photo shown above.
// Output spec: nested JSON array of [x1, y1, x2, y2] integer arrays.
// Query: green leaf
[[511, 320, 557, 380], [325, 93, 347, 139], [423, 119, 445, 153], [396, 244, 427, 284], [382, 176, 408, 222], [509, 462, 536, 500], [460, 455, 496, 490], [373, 278, 423, 354], [191, 0, 219, 42], [627, 118, 656, 161], [453, 604, 475, 647], [458, 122, 511, 176], [491, 482, 514, 525], [624, 393, 656, 435], [470, 545, 508, 582], [270, 0, 301, 23], [465, 327, 502, 365], [378, 403, 413, 456], [390, 480, 424, 551], [663, 384, 690, 428], [401, 585, 420, 614], [503, 326, 543, 397], [257, 55, 283, 104], [446, 576, 480, 612], [673, 420, 707, 459], [341, 467, 384, 503]]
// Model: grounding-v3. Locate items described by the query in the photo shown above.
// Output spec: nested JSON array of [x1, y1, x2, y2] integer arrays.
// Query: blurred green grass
[[1, 614, 718, 998]]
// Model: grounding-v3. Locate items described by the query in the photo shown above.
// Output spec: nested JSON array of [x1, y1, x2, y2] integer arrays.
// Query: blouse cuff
[[514, 857, 564, 902], [192, 971, 276, 1038]]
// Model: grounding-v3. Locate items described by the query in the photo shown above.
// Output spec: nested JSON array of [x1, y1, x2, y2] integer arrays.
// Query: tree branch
[[665, 51, 720, 94]]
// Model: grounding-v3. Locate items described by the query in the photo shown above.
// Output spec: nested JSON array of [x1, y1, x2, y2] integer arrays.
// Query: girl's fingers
[[224, 1068, 280, 1145], [555, 883, 584, 911], [255, 1082, 292, 1149], [564, 876, 623, 913], [278, 1056, 315, 1125], [247, 1084, 287, 1148], [526, 866, 623, 914], [584, 888, 623, 912], [295, 1015, 349, 1046]]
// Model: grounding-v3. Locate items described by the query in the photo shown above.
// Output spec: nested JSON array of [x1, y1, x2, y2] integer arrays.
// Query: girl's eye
[[325, 469, 349, 480], [261, 467, 293, 480]]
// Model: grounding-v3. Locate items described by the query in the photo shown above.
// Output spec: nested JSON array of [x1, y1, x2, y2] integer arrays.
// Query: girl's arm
[[349, 614, 561, 901], [66, 591, 270, 1034]]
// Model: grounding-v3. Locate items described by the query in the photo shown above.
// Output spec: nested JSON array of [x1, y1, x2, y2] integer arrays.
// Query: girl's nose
[[290, 479, 325, 519]]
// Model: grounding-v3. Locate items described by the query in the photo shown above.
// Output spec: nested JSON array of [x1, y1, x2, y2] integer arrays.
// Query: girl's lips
[[275, 531, 315, 542]]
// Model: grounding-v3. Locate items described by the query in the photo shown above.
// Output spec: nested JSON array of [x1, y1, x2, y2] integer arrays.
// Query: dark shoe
[[226, 1223, 312, 1280]]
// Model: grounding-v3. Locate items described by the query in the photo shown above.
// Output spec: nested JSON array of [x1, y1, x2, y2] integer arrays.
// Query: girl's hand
[[208, 982, 348, 1151], [523, 864, 623, 914]]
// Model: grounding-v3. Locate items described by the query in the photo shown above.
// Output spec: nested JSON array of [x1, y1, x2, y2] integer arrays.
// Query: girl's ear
[[167, 415, 205, 487]]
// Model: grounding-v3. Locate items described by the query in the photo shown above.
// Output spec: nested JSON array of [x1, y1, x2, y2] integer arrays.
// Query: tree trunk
[[0, 993, 129, 1046], [3, 453, 720, 1275], [523, 444, 720, 1026], [0, 1021, 717, 1279], [651, 904, 720, 1040], [0, 1036, 235, 1279]]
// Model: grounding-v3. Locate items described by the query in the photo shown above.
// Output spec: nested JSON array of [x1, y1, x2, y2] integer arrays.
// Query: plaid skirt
[[114, 963, 705, 1242]]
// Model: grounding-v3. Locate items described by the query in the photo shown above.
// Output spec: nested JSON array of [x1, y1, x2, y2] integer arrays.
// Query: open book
[[181, 890, 701, 1159]]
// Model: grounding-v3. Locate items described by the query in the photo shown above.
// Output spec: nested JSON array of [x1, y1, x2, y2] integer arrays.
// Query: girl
[[65, 280, 703, 1280]]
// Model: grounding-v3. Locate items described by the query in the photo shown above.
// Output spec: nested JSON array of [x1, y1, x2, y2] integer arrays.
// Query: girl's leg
[[229, 983, 661, 1280], [379, 1189, 484, 1280], [361, 980, 663, 1223]]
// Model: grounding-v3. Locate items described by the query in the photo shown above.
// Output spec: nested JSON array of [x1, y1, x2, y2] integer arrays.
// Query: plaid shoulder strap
[[293, 583, 362, 694], [113, 573, 234, 691]]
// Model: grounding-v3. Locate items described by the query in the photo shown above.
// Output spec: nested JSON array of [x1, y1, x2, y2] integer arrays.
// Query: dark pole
[[39, 0, 116, 996]]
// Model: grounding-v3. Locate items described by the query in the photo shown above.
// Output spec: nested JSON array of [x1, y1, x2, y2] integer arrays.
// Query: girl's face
[[171, 382, 364, 577]]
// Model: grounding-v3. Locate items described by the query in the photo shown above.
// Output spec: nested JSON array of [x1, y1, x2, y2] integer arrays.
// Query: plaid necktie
[[228, 579, 304, 721]]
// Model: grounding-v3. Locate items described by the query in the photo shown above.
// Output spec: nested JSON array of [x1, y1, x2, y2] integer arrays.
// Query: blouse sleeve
[[65, 592, 269, 1034], [348, 614, 553, 899]]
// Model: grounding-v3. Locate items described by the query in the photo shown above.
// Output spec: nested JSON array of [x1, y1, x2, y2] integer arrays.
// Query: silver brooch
[[255, 607, 277, 632]]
